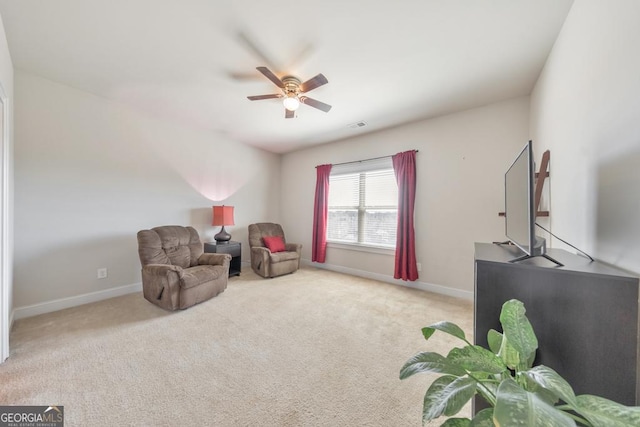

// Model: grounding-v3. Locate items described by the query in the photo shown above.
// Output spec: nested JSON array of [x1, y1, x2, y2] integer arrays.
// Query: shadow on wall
[[596, 146, 640, 273], [133, 121, 257, 201]]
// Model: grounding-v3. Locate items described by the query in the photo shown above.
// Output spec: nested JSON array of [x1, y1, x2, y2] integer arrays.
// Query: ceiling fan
[[247, 66, 332, 118]]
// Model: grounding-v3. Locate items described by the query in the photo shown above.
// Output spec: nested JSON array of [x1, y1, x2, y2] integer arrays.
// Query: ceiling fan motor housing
[[282, 76, 301, 96]]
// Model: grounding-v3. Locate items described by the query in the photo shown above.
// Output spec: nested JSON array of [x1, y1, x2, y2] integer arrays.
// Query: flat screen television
[[504, 140, 562, 266]]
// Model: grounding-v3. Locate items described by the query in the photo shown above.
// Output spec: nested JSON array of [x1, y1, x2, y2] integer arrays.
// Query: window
[[327, 158, 398, 248]]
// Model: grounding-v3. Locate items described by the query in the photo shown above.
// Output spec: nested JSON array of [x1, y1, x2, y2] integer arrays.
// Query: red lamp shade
[[212, 205, 234, 244], [212, 205, 235, 226]]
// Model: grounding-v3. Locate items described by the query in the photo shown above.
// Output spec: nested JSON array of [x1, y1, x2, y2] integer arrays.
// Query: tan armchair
[[248, 223, 302, 278], [137, 225, 231, 310]]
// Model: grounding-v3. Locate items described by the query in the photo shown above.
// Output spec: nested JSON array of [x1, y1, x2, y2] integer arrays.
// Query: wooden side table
[[204, 241, 241, 277]]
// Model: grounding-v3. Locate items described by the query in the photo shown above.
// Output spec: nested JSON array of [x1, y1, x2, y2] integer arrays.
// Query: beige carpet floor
[[1, 267, 473, 426]]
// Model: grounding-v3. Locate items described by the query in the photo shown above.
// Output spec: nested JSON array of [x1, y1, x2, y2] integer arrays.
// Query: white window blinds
[[327, 157, 398, 248]]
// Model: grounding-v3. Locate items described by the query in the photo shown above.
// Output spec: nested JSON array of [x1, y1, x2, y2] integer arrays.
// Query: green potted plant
[[400, 299, 640, 426]]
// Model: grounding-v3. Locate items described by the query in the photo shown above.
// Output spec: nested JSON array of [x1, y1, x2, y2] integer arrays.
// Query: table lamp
[[212, 205, 234, 244]]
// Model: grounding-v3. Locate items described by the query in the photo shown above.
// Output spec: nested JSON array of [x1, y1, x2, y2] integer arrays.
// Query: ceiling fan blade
[[228, 70, 261, 80], [247, 94, 282, 101], [285, 109, 295, 119], [284, 43, 315, 71], [300, 73, 328, 93], [256, 66, 284, 89], [237, 32, 280, 70], [300, 96, 332, 112]]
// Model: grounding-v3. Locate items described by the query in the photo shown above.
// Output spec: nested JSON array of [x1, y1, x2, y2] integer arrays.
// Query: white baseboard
[[12, 262, 473, 320], [13, 282, 143, 320], [301, 259, 474, 301]]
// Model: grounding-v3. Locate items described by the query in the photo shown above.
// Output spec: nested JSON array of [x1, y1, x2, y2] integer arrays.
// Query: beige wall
[[281, 97, 530, 297], [530, 0, 640, 275], [13, 71, 281, 309]]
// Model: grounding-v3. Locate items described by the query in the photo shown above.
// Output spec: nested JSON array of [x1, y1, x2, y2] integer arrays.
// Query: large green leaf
[[487, 329, 503, 355], [423, 375, 477, 422], [493, 378, 576, 427], [476, 381, 499, 407], [470, 408, 495, 427], [499, 300, 538, 368], [573, 394, 640, 427], [447, 345, 507, 375], [441, 418, 471, 427], [522, 365, 576, 406], [533, 387, 562, 407], [497, 335, 521, 371], [423, 321, 468, 343], [400, 352, 467, 379]]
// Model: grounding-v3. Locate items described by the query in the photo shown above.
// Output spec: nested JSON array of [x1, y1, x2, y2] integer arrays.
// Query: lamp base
[[214, 226, 231, 244]]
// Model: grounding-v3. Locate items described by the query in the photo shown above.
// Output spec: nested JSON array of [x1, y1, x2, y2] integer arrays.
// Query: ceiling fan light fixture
[[248, 67, 331, 117], [283, 95, 300, 111]]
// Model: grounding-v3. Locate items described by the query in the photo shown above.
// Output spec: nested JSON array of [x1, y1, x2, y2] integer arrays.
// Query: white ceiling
[[0, 0, 573, 153]]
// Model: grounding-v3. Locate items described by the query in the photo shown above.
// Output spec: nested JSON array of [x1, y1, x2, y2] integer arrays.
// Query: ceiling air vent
[[347, 121, 367, 129]]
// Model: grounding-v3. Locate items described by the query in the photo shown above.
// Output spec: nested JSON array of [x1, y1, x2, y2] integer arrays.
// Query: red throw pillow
[[263, 235, 286, 253]]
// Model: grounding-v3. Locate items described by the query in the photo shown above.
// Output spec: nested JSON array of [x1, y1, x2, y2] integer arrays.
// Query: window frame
[[326, 158, 398, 250]]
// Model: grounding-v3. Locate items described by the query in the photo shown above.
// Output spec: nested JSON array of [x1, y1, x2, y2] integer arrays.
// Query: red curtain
[[392, 151, 418, 281], [312, 164, 332, 263]]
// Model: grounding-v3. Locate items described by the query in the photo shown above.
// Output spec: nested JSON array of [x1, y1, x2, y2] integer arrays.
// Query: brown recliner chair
[[248, 223, 302, 278], [137, 225, 231, 310]]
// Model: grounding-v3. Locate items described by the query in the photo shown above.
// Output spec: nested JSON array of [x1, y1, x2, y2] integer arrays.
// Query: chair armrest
[[198, 253, 231, 268], [251, 246, 271, 256], [142, 264, 183, 279], [285, 243, 302, 254], [141, 264, 183, 309], [250, 246, 271, 277]]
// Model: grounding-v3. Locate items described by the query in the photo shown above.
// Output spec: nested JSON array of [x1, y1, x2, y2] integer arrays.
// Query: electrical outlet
[[97, 268, 108, 279], [417, 263, 422, 272]]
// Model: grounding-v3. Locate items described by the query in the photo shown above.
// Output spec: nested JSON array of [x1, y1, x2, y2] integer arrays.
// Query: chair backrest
[[137, 225, 203, 268], [248, 223, 286, 248]]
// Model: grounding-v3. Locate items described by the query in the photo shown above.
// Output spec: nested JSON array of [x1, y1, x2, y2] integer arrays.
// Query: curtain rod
[[328, 150, 419, 167]]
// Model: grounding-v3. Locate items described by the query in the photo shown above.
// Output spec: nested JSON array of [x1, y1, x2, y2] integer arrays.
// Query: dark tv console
[[474, 242, 639, 407]]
